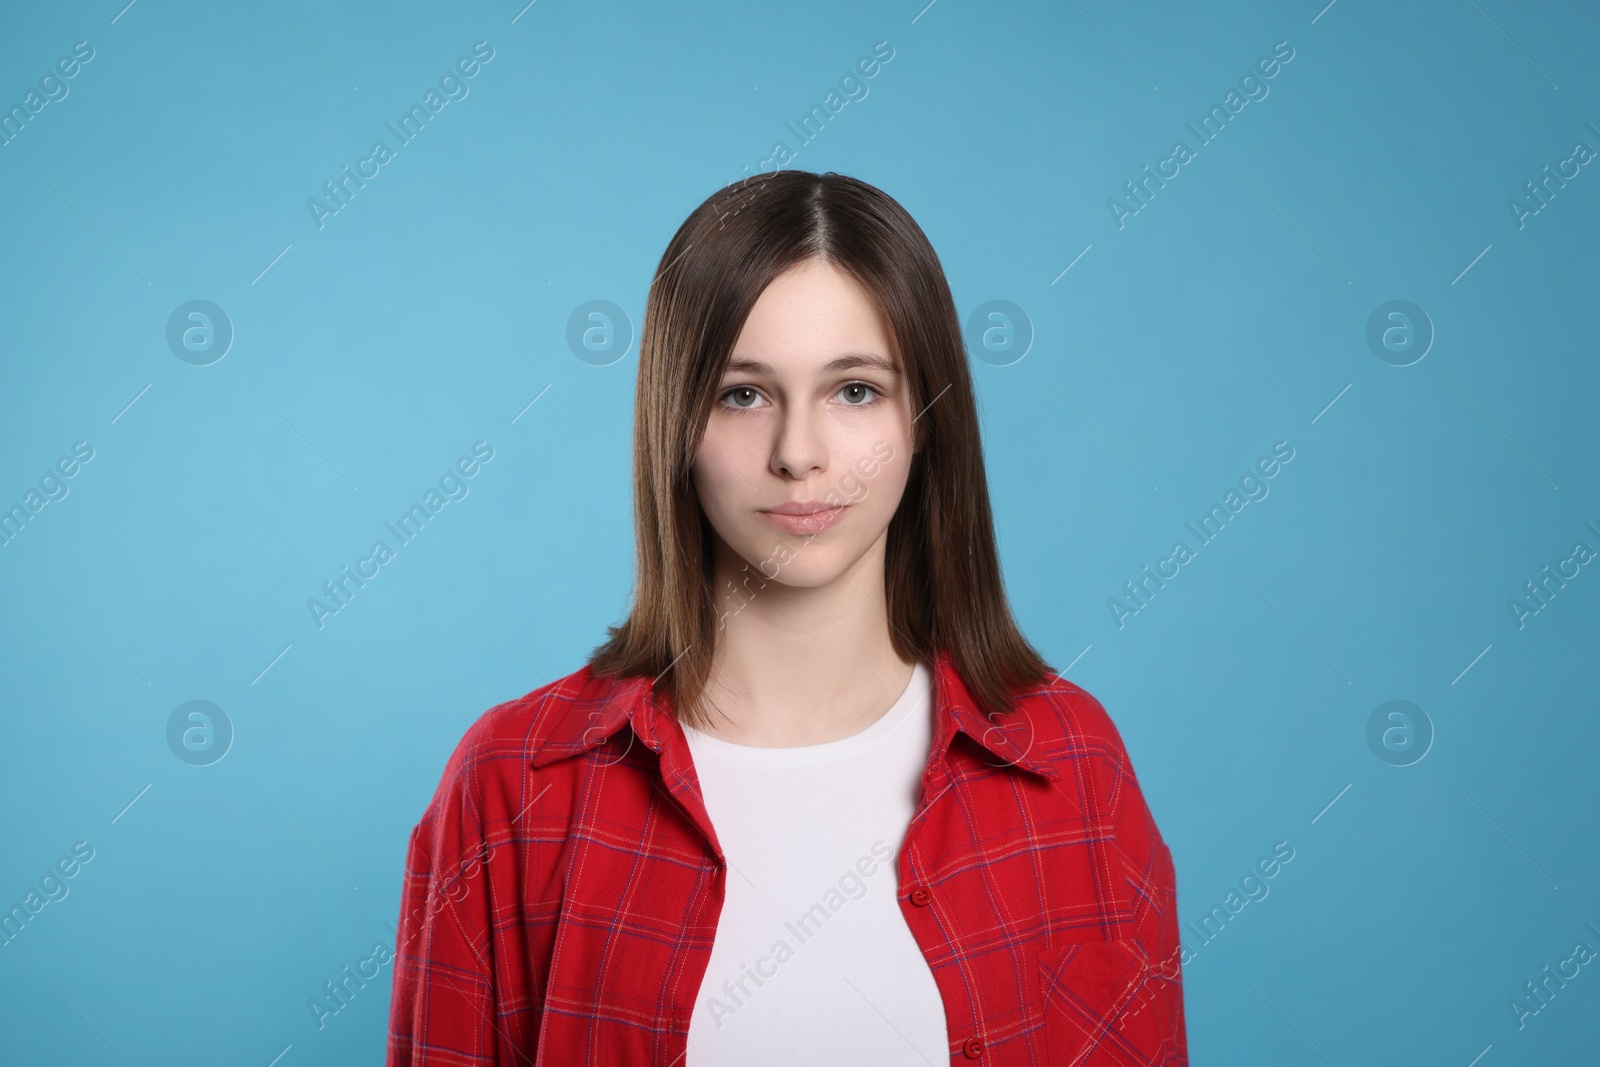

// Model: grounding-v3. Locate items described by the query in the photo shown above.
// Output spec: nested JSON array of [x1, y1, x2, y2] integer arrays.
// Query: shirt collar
[[530, 648, 1059, 781]]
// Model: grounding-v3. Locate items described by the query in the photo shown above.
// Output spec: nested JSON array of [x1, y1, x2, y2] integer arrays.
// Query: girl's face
[[691, 257, 916, 592]]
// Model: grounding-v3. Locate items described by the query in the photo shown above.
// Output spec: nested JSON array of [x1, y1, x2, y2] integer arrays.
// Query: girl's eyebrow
[[722, 352, 901, 377]]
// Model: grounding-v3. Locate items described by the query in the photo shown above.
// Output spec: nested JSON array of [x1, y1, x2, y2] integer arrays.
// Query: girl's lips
[[760, 505, 847, 535]]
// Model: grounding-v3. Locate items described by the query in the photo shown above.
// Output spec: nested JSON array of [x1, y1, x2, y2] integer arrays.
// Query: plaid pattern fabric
[[387, 648, 1188, 1065]]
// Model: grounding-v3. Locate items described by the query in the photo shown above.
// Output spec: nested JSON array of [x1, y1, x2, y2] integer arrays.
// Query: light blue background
[[2, 0, 1597, 1064]]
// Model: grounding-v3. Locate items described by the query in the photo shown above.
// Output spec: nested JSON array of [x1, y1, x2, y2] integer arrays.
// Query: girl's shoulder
[[1001, 672, 1158, 805], [419, 661, 647, 816], [1013, 672, 1131, 759]]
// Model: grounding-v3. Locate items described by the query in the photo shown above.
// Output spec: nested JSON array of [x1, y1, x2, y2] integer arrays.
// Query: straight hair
[[588, 169, 1052, 730]]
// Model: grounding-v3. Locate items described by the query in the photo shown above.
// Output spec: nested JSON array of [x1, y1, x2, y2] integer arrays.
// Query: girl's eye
[[721, 386, 766, 409], [838, 382, 880, 406]]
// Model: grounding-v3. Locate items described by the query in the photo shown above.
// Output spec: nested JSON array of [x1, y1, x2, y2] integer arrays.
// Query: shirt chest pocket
[[1037, 937, 1170, 1065]]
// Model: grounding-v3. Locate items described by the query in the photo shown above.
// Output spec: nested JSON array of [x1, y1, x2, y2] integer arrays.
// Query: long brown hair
[[588, 170, 1051, 728]]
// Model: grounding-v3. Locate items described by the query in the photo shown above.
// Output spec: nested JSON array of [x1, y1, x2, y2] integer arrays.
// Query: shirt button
[[962, 1036, 984, 1058], [909, 885, 932, 907]]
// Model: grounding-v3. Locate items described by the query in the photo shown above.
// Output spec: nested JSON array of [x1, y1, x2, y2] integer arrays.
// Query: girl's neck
[[697, 537, 913, 747]]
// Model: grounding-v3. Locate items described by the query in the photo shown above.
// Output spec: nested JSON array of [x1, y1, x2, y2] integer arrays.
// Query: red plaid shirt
[[387, 648, 1188, 1065]]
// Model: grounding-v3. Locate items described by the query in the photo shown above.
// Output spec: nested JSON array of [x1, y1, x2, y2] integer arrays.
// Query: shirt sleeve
[[387, 743, 510, 1066], [1103, 729, 1189, 1064]]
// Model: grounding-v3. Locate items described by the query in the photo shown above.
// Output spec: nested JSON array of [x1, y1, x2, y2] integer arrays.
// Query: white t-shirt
[[680, 660, 949, 1065]]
